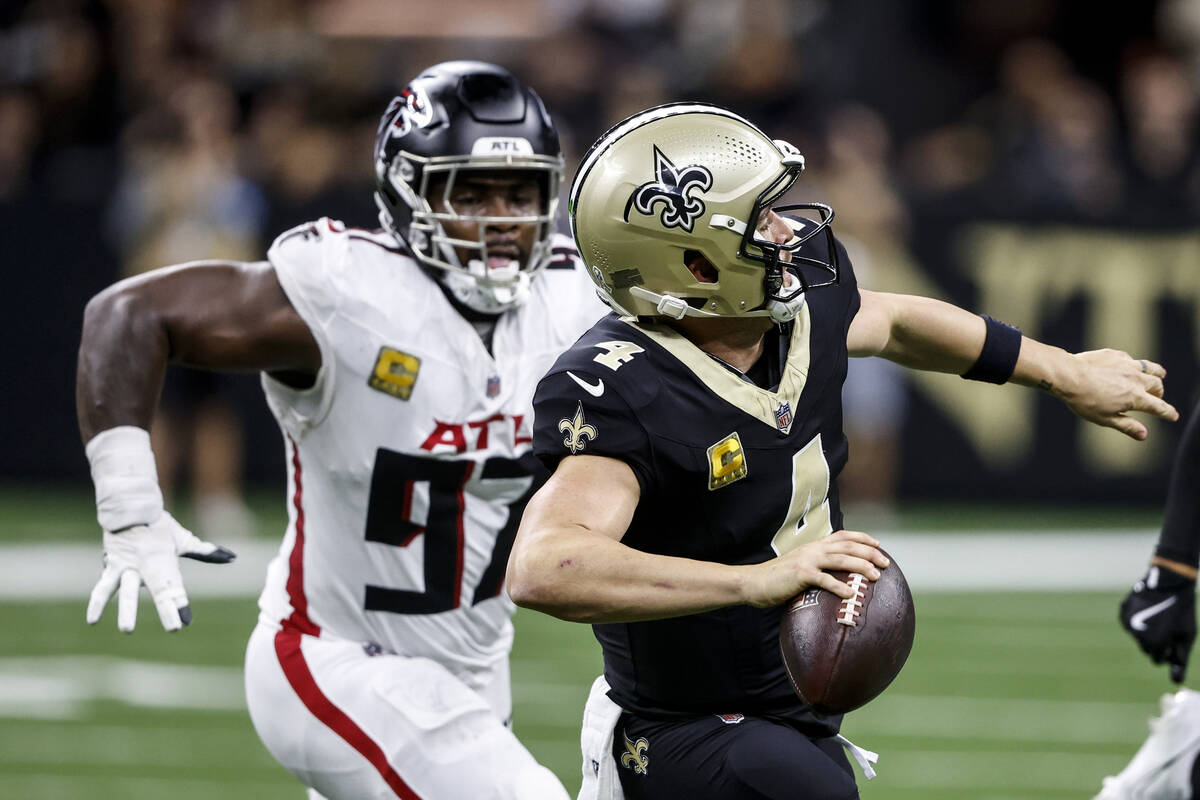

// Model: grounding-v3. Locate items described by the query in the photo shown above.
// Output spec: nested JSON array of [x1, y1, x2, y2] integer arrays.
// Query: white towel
[[577, 675, 626, 800], [835, 732, 879, 780]]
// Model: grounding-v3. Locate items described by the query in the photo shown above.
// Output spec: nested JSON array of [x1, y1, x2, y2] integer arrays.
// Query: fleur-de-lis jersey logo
[[557, 402, 597, 454], [625, 146, 713, 233], [620, 729, 650, 775]]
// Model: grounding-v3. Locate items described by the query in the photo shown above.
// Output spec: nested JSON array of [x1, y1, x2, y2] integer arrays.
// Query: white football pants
[[244, 622, 567, 799]]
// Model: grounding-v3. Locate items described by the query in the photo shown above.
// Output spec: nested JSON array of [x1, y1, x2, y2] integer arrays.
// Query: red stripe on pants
[[273, 629, 422, 800]]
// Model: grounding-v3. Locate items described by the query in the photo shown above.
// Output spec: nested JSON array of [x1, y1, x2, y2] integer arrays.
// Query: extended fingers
[[1107, 414, 1149, 441], [1141, 372, 1165, 398], [822, 552, 883, 580], [826, 541, 889, 570], [826, 531, 890, 567], [1130, 391, 1179, 422], [168, 516, 238, 564], [1137, 358, 1167, 379], [86, 568, 121, 625], [828, 529, 881, 548], [142, 564, 189, 632], [116, 570, 141, 633], [180, 545, 237, 564], [152, 593, 185, 632], [811, 570, 858, 599], [1128, 358, 1174, 418]]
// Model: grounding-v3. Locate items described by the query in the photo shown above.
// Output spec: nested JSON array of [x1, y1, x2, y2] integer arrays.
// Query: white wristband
[[85, 426, 164, 532]]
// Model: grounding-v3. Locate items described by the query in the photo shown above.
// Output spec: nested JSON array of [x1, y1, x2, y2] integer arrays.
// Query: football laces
[[837, 573, 868, 627]]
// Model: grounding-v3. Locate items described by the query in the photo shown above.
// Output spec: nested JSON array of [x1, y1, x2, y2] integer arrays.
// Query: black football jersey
[[532, 254, 860, 735]]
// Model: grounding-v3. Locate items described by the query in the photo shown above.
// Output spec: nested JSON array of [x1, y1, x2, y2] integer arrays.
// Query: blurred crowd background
[[4, 0, 1199, 537]]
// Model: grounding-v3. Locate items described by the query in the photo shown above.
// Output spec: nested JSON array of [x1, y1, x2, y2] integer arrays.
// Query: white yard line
[[0, 656, 246, 718], [0, 540, 281, 600], [0, 529, 1158, 601], [881, 529, 1160, 591], [855, 749, 1130, 791], [0, 653, 1158, 752], [844, 693, 1151, 745]]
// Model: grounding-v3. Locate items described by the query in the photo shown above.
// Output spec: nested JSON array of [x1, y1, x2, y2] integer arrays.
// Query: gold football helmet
[[569, 103, 838, 321]]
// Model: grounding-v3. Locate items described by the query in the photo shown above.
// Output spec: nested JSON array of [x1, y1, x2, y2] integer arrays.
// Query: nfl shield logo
[[774, 402, 792, 432], [486, 375, 501, 398]]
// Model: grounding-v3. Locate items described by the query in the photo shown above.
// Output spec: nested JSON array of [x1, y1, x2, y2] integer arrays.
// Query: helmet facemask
[[740, 165, 839, 322], [371, 61, 566, 314], [571, 103, 840, 324], [388, 156, 562, 314]]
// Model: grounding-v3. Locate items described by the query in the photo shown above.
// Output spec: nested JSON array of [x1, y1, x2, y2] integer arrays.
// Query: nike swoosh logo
[[567, 371, 605, 397], [1131, 596, 1178, 631]]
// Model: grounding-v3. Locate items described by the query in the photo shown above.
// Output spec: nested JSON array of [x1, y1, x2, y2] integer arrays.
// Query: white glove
[[86, 512, 236, 632], [84, 426, 235, 632]]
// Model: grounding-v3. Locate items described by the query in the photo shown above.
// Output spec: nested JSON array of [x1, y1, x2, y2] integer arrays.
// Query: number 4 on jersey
[[592, 340, 644, 371], [771, 434, 834, 555]]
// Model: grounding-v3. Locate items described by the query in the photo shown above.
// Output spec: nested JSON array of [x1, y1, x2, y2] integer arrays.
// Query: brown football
[[778, 549, 915, 715]]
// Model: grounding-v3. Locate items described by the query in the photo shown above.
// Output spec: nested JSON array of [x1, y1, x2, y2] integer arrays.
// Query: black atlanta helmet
[[373, 61, 564, 312]]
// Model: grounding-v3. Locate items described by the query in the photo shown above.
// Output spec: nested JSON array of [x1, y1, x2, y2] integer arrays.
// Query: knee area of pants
[[510, 764, 569, 800]]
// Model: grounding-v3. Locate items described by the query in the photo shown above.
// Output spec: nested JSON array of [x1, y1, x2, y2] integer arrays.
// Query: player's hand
[[745, 530, 889, 608], [1055, 350, 1178, 440], [86, 512, 236, 633], [1119, 566, 1196, 683]]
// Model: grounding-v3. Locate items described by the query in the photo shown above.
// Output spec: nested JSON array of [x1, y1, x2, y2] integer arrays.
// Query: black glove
[[1119, 566, 1197, 683]]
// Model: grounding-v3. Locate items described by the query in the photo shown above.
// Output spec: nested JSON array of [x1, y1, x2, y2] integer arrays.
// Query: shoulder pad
[[532, 358, 652, 476], [545, 320, 662, 411], [266, 218, 354, 329], [268, 218, 348, 271]]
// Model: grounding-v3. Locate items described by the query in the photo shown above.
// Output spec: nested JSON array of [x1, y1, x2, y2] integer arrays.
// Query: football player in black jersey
[[1097, 396, 1200, 799], [1120, 395, 1200, 681], [505, 103, 1180, 800]]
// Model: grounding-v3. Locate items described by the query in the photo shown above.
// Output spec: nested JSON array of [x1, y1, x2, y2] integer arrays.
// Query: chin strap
[[439, 265, 531, 313], [627, 269, 807, 322], [765, 270, 806, 322]]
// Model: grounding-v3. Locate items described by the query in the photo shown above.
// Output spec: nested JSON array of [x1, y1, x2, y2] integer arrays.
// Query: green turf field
[[0, 488, 1186, 798]]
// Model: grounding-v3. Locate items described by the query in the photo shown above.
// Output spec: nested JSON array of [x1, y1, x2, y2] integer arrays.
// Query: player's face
[[428, 170, 544, 272], [754, 207, 794, 263]]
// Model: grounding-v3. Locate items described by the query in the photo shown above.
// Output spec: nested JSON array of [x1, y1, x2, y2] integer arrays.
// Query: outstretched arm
[[505, 454, 888, 623], [76, 260, 320, 632], [846, 289, 1178, 440], [77, 260, 320, 441]]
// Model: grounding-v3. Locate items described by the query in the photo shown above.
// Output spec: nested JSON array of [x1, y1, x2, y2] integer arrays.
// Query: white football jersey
[[257, 218, 606, 689]]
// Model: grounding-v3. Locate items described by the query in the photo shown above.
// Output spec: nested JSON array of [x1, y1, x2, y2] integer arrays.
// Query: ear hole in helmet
[[684, 249, 718, 283]]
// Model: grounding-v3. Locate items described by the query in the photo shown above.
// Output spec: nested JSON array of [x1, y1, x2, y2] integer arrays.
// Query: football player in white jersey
[[76, 61, 606, 799]]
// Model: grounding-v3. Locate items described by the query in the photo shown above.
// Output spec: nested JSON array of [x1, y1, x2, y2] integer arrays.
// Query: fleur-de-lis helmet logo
[[625, 146, 713, 233]]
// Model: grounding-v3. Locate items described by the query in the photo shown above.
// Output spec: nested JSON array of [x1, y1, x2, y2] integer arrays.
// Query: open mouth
[[486, 243, 522, 267]]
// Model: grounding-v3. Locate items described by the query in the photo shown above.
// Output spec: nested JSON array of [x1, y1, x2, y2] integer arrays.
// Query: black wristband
[[961, 315, 1022, 384]]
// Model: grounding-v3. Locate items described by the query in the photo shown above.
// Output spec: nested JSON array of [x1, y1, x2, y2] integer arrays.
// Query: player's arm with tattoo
[[506, 454, 888, 623], [846, 288, 1178, 440]]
